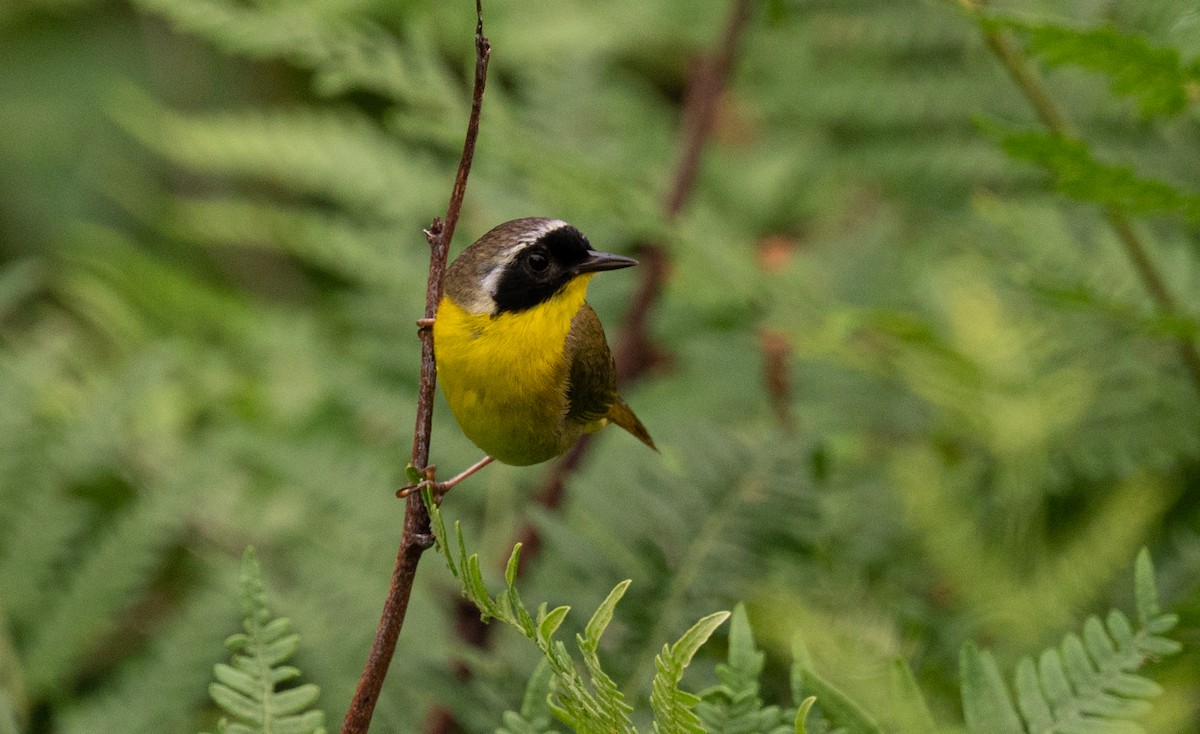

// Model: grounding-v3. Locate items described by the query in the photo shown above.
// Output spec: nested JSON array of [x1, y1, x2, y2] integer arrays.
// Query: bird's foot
[[397, 464, 437, 499], [416, 317, 435, 335]]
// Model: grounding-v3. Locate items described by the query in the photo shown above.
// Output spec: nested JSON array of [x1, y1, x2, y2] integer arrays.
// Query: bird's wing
[[563, 303, 618, 427]]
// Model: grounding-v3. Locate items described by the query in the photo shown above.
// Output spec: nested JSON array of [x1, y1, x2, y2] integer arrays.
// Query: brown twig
[[614, 243, 673, 382], [429, 5, 756, 731], [971, 11, 1200, 396], [538, 0, 755, 560], [616, 0, 753, 377], [341, 4, 490, 733], [664, 0, 754, 219]]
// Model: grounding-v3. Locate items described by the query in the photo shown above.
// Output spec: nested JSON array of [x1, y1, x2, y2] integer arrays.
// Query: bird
[[429, 217, 655, 486]]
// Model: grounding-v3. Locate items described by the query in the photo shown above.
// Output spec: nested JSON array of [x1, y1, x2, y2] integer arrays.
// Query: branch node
[[413, 532, 436, 550], [424, 219, 444, 247]]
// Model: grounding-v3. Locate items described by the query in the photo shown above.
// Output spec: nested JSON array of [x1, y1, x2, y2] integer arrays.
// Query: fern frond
[[62, 225, 257, 341], [20, 459, 212, 700], [893, 450, 1175, 645], [888, 657, 939, 733], [960, 644, 1023, 734], [426, 489, 635, 734], [128, 0, 435, 102], [982, 124, 1200, 222], [696, 604, 791, 734], [794, 697, 816, 734], [57, 583, 232, 734], [203, 548, 326, 734], [571, 582, 638, 729], [495, 660, 560, 734], [162, 196, 420, 291], [960, 549, 1181, 734], [533, 429, 820, 699], [0, 479, 92, 634], [791, 68, 1000, 129], [994, 17, 1200, 118], [427, 491, 740, 734], [791, 639, 884, 734], [805, 5, 973, 57], [109, 89, 441, 221], [649, 611, 729, 734], [129, 0, 345, 65], [548, 603, 635, 734]]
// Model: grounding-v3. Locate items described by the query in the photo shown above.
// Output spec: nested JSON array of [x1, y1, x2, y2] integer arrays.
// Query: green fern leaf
[[792, 638, 888, 729], [650, 611, 729, 734], [982, 125, 1200, 222], [697, 604, 790, 733], [556, 582, 635, 731], [162, 197, 419, 290], [496, 660, 559, 734], [538, 606, 571, 646], [794, 697, 816, 734], [129, 0, 447, 102], [961, 550, 1181, 734], [203, 548, 326, 734], [960, 643, 1024, 734], [582, 580, 631, 652], [1013, 657, 1054, 732], [1133, 548, 1178, 638], [427, 492, 635, 733], [996, 18, 1200, 118], [889, 657, 938, 733], [575, 594, 635, 734], [109, 88, 440, 221], [21, 463, 204, 699]]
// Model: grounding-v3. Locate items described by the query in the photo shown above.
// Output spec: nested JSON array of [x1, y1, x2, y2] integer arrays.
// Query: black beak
[[574, 250, 638, 275]]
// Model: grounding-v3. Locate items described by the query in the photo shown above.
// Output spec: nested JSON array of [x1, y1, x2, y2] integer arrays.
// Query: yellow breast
[[433, 276, 593, 465]]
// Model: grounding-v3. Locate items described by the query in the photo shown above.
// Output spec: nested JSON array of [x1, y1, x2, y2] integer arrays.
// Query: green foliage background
[[1, 0, 1199, 731]]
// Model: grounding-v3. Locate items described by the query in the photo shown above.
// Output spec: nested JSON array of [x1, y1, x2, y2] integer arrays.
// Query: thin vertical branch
[[341, 4, 490, 733], [969, 4, 1200, 395]]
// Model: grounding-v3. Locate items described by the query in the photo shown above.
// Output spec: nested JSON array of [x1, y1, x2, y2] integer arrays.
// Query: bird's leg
[[431, 455, 495, 498], [416, 317, 435, 334], [396, 455, 495, 499]]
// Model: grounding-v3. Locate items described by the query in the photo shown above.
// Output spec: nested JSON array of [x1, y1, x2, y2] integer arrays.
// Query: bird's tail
[[607, 397, 657, 452]]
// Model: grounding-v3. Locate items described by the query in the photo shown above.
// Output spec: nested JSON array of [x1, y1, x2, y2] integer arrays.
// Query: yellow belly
[[433, 277, 592, 465]]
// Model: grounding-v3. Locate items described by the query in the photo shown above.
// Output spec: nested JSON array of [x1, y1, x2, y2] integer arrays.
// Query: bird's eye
[[527, 251, 550, 272]]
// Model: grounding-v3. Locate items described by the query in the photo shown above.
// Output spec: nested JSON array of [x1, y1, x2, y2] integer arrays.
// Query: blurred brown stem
[[972, 7, 1200, 395], [761, 328, 794, 430], [341, 4, 490, 733], [664, 0, 754, 218], [540, 0, 753, 549]]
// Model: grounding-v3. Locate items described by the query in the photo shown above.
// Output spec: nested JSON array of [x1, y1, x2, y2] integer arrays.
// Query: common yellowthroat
[[433, 218, 655, 468]]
